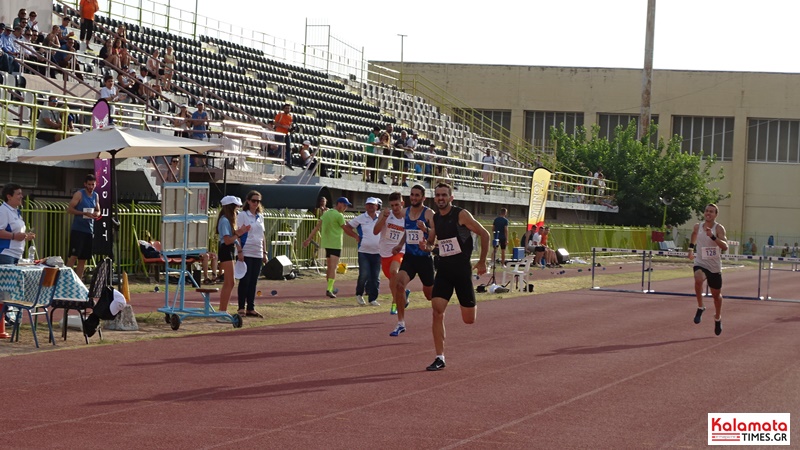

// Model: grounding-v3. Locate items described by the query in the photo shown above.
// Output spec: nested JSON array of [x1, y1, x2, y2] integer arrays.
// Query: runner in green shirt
[[304, 197, 352, 298]]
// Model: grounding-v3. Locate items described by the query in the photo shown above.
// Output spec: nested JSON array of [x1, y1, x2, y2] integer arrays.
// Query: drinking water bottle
[[28, 244, 36, 261]]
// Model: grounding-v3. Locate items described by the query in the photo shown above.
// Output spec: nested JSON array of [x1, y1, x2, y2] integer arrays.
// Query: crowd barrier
[[589, 247, 764, 301]]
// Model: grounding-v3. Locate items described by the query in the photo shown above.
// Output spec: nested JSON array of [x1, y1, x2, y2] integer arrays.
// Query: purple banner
[[92, 100, 114, 256]]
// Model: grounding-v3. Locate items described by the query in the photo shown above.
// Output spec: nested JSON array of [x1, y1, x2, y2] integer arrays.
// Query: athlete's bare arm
[[459, 209, 490, 274], [688, 223, 699, 261]]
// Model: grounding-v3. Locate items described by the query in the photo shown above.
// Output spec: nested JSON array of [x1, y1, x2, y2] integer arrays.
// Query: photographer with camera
[[274, 103, 295, 169]]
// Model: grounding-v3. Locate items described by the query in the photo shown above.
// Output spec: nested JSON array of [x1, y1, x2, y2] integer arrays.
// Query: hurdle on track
[[590, 247, 764, 300], [763, 256, 800, 303]]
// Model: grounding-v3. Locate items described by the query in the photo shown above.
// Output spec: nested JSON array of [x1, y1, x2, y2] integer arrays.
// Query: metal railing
[[0, 86, 146, 148]]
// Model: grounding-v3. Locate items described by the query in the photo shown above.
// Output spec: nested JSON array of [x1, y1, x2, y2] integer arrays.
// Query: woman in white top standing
[[236, 190, 267, 318]]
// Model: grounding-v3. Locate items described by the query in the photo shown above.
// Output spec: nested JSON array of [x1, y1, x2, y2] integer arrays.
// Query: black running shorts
[[399, 253, 435, 287], [694, 265, 722, 290], [432, 257, 476, 307]]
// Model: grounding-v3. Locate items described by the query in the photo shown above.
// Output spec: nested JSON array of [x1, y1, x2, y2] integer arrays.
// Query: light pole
[[659, 196, 673, 231], [397, 34, 407, 89]]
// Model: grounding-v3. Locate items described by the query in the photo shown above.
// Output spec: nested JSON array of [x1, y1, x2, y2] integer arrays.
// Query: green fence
[[17, 200, 363, 275], [18, 199, 664, 274]]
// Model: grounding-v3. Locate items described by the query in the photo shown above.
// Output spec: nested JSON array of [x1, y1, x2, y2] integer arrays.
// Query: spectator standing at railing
[[391, 130, 409, 186], [163, 45, 175, 91], [79, 0, 99, 53], [423, 143, 436, 184], [375, 131, 391, 184], [172, 104, 191, 138], [364, 125, 380, 182], [400, 132, 418, 187], [274, 103, 294, 169], [481, 149, 497, 195], [191, 101, 209, 140]]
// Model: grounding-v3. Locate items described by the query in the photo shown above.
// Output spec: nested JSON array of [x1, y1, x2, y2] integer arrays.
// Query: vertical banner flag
[[92, 100, 114, 256], [527, 167, 551, 231]]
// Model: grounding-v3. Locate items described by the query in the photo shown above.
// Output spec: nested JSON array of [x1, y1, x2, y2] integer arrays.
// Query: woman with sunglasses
[[236, 191, 267, 318], [216, 196, 250, 319]]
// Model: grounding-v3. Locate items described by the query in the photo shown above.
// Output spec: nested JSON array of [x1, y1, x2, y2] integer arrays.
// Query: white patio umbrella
[[18, 126, 220, 271]]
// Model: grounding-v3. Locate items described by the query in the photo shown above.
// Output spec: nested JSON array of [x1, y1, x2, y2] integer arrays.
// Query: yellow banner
[[527, 168, 551, 231]]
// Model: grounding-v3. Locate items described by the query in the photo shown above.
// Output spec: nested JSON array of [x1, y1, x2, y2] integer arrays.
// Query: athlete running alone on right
[[688, 203, 728, 336]]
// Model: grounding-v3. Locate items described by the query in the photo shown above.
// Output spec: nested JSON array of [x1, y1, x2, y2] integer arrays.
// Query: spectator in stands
[[434, 157, 453, 187], [274, 103, 294, 168], [190, 101, 209, 140], [59, 16, 76, 47], [262, 120, 281, 158], [136, 65, 159, 101], [27, 11, 39, 33], [391, 130, 409, 186], [54, 37, 77, 72], [401, 131, 418, 187], [424, 143, 436, 184], [299, 140, 317, 170], [79, 0, 99, 52], [364, 125, 380, 182], [373, 130, 391, 183], [0, 25, 20, 74], [13, 9, 27, 29], [112, 38, 129, 68], [481, 148, 497, 195], [45, 24, 60, 48], [595, 172, 606, 204], [117, 65, 135, 91], [172, 104, 191, 138], [163, 45, 175, 91], [99, 38, 116, 69], [4, 131, 21, 148], [37, 96, 65, 143], [163, 156, 181, 182], [99, 75, 126, 122], [146, 49, 162, 83]]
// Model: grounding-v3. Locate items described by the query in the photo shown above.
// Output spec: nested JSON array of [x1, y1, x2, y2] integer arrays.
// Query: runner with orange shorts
[[374, 191, 408, 315]]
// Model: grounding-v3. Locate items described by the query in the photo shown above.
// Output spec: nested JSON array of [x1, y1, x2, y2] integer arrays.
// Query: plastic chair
[[2, 267, 60, 348]]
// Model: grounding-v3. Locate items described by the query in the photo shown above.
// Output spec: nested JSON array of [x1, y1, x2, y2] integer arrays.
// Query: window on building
[[747, 118, 800, 163], [524, 111, 584, 148], [598, 113, 659, 143], [673, 116, 734, 162]]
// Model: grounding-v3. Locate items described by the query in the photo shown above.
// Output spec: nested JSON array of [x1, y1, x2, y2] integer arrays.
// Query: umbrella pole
[[112, 151, 121, 289], [223, 157, 228, 195]]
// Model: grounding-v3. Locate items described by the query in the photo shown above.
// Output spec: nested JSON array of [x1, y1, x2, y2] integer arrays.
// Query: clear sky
[[169, 0, 800, 73]]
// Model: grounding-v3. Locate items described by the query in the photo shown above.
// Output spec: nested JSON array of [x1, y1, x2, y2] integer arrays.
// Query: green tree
[[552, 121, 727, 227]]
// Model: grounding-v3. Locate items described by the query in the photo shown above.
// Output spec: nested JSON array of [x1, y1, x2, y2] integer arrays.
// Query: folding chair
[[50, 257, 111, 344], [2, 267, 60, 348]]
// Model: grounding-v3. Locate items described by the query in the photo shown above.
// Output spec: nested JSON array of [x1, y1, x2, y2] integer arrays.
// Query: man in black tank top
[[421, 183, 490, 371]]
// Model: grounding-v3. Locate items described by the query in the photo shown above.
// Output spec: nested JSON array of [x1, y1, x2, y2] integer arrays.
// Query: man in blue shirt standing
[[492, 207, 509, 266], [66, 174, 100, 279], [191, 101, 209, 140]]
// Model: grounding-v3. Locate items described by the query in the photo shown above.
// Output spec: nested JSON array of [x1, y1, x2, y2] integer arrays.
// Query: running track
[[2, 275, 800, 448]]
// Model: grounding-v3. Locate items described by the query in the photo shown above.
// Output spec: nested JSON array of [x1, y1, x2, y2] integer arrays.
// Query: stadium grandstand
[[0, 0, 614, 224]]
